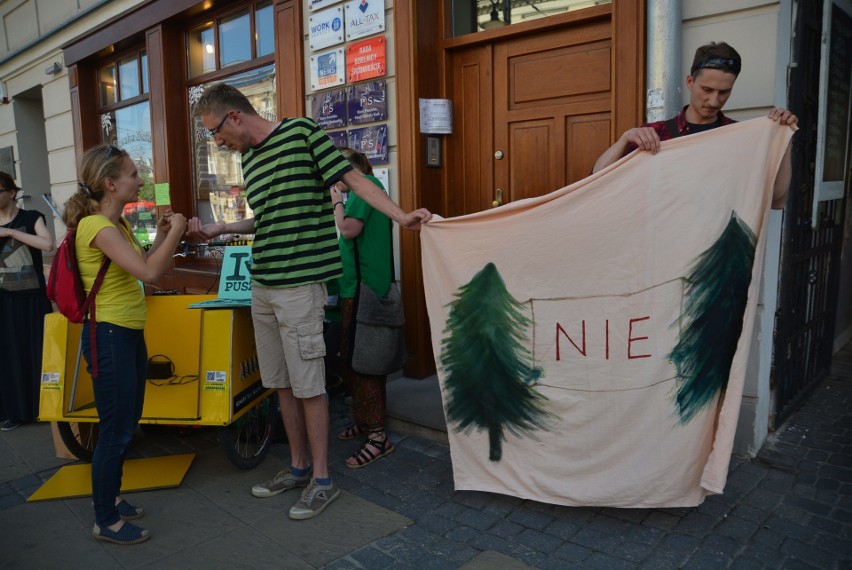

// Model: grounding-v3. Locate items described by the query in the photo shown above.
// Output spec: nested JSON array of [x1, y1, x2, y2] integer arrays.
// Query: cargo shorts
[[251, 282, 327, 399]]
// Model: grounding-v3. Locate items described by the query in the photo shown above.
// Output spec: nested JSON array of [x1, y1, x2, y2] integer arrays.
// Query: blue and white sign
[[309, 6, 345, 51], [308, 0, 340, 11], [344, 0, 385, 41], [310, 48, 346, 91]]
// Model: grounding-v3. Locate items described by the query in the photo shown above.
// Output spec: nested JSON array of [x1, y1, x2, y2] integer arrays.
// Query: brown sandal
[[346, 433, 395, 469], [338, 424, 365, 440]]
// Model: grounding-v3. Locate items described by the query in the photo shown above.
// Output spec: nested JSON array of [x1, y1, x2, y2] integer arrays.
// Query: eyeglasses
[[208, 113, 230, 138], [104, 145, 120, 158]]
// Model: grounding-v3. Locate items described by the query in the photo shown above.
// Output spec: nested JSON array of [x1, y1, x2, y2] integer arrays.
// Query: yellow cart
[[39, 294, 278, 469]]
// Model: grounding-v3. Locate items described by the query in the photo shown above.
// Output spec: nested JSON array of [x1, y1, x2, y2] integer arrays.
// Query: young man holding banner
[[593, 42, 797, 209]]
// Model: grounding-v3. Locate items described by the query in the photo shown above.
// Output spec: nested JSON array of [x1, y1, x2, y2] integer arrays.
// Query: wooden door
[[447, 12, 617, 214]]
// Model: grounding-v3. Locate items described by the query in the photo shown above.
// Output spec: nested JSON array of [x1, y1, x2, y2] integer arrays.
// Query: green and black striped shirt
[[243, 117, 352, 287]]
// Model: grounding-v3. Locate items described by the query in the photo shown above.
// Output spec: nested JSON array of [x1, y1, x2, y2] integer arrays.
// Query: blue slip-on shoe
[[92, 522, 151, 545], [116, 499, 144, 520]]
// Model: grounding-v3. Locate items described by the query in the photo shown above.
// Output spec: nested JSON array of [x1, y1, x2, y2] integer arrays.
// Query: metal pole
[[68, 333, 83, 412], [645, 0, 683, 123]]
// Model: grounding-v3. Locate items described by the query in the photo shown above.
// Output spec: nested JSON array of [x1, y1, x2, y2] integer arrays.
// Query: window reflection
[[99, 64, 117, 106], [188, 24, 216, 77], [119, 55, 140, 100], [189, 64, 276, 228], [220, 10, 251, 68], [141, 52, 149, 94], [256, 1, 274, 57], [102, 101, 156, 245], [451, 0, 612, 35]]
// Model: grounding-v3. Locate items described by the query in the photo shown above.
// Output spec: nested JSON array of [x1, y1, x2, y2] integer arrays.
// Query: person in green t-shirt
[[330, 148, 395, 468]]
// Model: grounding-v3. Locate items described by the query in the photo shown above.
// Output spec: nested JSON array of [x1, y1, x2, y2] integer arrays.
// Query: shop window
[[119, 55, 140, 100], [256, 1, 274, 57], [220, 10, 251, 68], [141, 52, 149, 94], [186, 2, 274, 79], [189, 64, 276, 229], [99, 49, 155, 246], [450, 0, 611, 36], [188, 24, 216, 77], [99, 64, 117, 106], [101, 102, 156, 246], [98, 52, 148, 106]]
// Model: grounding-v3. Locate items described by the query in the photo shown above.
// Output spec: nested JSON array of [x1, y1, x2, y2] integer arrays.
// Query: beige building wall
[[0, 0, 145, 240], [683, 1, 784, 118]]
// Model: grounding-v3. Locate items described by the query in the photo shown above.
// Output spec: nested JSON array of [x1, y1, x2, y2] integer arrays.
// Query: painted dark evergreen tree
[[669, 212, 757, 424], [440, 262, 551, 462]]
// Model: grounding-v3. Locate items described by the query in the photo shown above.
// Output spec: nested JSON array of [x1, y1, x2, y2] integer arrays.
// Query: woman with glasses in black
[[0, 171, 53, 432]]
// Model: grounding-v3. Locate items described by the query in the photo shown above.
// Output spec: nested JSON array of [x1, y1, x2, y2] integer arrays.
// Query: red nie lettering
[[556, 321, 586, 359], [555, 316, 652, 360], [627, 316, 651, 359]]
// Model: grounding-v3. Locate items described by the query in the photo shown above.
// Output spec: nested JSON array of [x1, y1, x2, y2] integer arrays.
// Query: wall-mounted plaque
[[308, 0, 341, 11], [419, 98, 453, 134], [327, 130, 349, 148], [344, 0, 385, 41], [347, 80, 386, 125], [310, 48, 346, 91], [311, 88, 347, 130], [348, 124, 388, 165], [309, 6, 345, 51], [346, 36, 386, 82]]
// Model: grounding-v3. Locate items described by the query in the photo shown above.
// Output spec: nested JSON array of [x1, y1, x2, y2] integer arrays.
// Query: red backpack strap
[[84, 258, 111, 379]]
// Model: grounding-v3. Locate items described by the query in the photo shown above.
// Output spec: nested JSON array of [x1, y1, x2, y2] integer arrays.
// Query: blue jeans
[[81, 321, 147, 527]]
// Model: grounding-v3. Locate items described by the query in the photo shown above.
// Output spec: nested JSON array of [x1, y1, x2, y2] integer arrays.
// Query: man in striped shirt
[[190, 83, 431, 520]]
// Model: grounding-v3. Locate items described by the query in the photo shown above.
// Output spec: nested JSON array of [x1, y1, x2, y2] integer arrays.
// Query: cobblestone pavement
[[322, 345, 852, 569], [1, 345, 850, 569]]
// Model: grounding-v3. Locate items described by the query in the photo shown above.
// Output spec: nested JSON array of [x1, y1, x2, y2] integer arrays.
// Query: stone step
[[386, 375, 448, 444]]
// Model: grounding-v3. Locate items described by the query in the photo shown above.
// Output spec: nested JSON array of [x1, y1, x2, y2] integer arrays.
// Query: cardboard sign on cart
[[189, 246, 253, 309]]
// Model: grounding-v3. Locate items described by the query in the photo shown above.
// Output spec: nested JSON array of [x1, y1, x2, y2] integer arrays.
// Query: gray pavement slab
[[459, 550, 534, 569]]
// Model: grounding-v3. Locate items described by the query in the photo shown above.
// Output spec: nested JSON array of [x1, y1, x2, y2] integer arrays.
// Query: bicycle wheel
[[56, 421, 99, 462], [217, 392, 278, 469]]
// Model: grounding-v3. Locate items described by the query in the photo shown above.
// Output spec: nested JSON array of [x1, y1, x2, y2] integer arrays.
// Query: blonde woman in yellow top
[[61, 144, 186, 545]]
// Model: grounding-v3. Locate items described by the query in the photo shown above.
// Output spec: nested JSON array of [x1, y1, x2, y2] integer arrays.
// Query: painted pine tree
[[440, 262, 551, 462], [669, 212, 757, 424]]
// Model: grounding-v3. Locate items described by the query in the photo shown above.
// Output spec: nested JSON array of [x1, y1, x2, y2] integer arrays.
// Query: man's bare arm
[[768, 108, 798, 210], [342, 170, 432, 230], [592, 127, 662, 173]]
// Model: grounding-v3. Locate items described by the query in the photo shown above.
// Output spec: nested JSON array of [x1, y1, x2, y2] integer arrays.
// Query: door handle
[[492, 188, 503, 208]]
